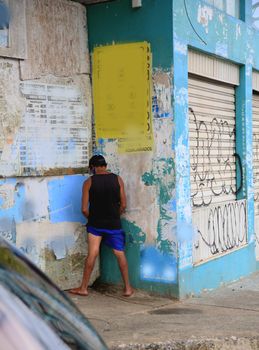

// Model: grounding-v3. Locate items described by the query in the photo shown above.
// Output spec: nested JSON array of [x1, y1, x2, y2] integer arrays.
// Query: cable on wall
[[183, 0, 207, 45]]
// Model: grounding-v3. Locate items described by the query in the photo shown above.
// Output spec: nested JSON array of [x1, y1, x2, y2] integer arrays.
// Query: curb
[[110, 337, 259, 350]]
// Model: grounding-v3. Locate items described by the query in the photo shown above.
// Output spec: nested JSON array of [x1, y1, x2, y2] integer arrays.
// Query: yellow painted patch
[[93, 42, 153, 152]]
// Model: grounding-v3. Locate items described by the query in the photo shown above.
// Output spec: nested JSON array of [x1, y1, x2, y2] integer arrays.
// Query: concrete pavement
[[69, 272, 259, 349]]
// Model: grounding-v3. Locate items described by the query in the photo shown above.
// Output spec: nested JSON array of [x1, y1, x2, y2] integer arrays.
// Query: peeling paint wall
[[0, 64, 92, 177], [0, 176, 98, 289], [0, 0, 97, 289], [0, 0, 92, 177]]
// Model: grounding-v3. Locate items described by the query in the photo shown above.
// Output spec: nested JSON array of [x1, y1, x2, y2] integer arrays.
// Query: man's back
[[88, 173, 121, 230]]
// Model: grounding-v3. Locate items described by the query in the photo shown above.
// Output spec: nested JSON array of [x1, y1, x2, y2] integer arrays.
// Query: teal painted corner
[[87, 0, 259, 298], [98, 219, 178, 297], [99, 242, 179, 298], [87, 0, 173, 69], [87, 0, 178, 297]]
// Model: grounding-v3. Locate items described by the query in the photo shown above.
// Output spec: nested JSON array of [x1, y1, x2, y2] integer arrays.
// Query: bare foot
[[123, 287, 134, 297], [68, 287, 89, 296]]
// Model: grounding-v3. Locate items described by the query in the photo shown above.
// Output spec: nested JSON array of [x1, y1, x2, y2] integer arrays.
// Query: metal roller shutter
[[189, 75, 236, 208], [188, 50, 239, 85], [188, 58, 247, 264], [189, 72, 247, 264]]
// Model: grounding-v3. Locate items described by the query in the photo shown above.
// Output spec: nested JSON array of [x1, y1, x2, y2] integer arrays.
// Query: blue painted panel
[[140, 245, 177, 284], [0, 179, 25, 222], [48, 175, 87, 224]]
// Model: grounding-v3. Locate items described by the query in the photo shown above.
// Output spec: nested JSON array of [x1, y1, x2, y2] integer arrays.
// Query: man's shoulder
[[83, 177, 92, 187], [117, 175, 124, 185], [111, 173, 122, 180]]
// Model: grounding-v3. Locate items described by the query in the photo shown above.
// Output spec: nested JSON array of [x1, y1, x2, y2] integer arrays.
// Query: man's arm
[[81, 178, 91, 218], [118, 176, 127, 214]]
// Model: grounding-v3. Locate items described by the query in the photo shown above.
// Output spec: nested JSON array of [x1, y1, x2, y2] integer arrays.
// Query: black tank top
[[87, 173, 121, 230]]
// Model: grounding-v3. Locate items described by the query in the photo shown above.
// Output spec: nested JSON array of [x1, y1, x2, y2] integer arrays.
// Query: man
[[69, 155, 133, 297]]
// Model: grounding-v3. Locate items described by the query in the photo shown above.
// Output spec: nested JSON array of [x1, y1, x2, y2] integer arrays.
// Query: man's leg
[[113, 249, 133, 297], [69, 233, 102, 296]]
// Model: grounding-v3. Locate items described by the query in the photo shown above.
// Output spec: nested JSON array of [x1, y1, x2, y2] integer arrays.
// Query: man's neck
[[95, 167, 108, 174]]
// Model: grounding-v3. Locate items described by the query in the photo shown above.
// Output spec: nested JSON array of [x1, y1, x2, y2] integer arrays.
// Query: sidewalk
[[69, 272, 259, 349]]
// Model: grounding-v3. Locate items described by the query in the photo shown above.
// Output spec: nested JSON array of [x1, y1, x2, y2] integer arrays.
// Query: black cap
[[89, 155, 107, 168]]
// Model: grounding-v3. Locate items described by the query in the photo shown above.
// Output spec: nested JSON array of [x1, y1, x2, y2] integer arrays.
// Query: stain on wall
[[20, 0, 89, 79], [152, 70, 172, 119], [0, 59, 25, 176]]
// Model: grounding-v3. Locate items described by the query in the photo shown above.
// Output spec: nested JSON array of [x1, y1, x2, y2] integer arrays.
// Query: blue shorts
[[87, 226, 125, 251]]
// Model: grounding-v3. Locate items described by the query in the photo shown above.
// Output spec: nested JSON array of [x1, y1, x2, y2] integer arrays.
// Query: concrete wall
[[0, 0, 98, 289]]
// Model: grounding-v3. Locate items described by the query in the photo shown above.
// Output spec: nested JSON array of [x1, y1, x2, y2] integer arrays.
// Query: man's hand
[[82, 209, 89, 218], [120, 206, 126, 215], [82, 178, 91, 219]]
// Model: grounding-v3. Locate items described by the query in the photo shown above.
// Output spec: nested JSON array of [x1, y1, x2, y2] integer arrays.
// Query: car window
[[0, 284, 70, 350], [0, 238, 108, 350]]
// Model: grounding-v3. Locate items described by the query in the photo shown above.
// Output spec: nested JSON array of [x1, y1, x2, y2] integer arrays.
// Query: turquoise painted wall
[[87, 0, 173, 69], [88, 0, 259, 298]]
